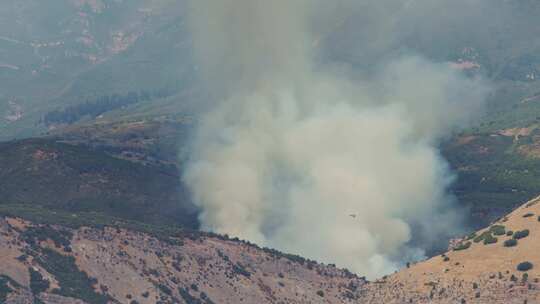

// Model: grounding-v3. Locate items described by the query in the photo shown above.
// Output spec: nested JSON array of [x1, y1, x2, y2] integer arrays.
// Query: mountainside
[[365, 195, 540, 303], [3, 0, 540, 233], [443, 127, 540, 229], [0, 137, 198, 229], [0, 217, 367, 304], [3, 116, 540, 241], [6, 2, 540, 303], [3, 0, 540, 141], [45, 117, 540, 231], [3, 196, 540, 303], [0, 0, 195, 140]]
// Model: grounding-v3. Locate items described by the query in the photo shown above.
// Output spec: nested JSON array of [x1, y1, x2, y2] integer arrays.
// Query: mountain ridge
[[3, 195, 540, 303]]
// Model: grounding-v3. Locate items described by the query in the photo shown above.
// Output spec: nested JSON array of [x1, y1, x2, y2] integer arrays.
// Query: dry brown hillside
[[364, 195, 540, 303]]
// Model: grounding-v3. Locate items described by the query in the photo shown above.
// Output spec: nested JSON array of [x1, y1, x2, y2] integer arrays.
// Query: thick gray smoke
[[184, 0, 489, 278]]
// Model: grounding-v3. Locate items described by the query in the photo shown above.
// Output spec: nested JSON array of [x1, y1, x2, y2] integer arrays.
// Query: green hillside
[[0, 137, 199, 229]]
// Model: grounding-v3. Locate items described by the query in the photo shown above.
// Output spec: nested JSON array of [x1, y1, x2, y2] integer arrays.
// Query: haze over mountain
[[2, 0, 540, 139]]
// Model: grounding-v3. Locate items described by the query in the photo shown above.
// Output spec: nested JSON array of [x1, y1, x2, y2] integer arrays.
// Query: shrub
[[489, 225, 506, 236], [29, 268, 49, 295], [513, 230, 530, 240], [0, 277, 12, 303], [483, 235, 498, 245], [465, 232, 477, 240], [504, 239, 518, 247], [474, 231, 493, 243], [517, 262, 534, 272], [178, 287, 200, 304], [453, 241, 472, 251], [35, 248, 110, 304], [22, 226, 72, 250], [316, 290, 325, 297], [506, 231, 514, 236], [16, 254, 28, 262], [157, 284, 172, 296], [232, 263, 251, 278]]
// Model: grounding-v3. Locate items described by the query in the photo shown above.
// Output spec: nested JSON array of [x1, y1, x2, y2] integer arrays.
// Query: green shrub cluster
[[453, 242, 472, 251], [0, 204, 199, 246], [474, 230, 498, 245], [29, 268, 50, 295], [504, 239, 518, 247], [489, 225, 506, 236], [232, 263, 251, 278], [22, 226, 72, 251], [35, 248, 111, 304], [513, 229, 530, 240], [483, 234, 498, 245], [517, 261, 534, 272], [178, 287, 213, 304], [157, 284, 172, 296], [474, 231, 491, 243], [0, 275, 21, 303], [0, 276, 13, 303]]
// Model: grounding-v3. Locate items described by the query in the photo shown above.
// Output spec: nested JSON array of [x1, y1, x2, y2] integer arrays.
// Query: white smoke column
[[184, 0, 489, 278]]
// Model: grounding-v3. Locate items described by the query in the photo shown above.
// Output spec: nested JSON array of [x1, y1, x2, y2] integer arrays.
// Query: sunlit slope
[[366, 195, 540, 303]]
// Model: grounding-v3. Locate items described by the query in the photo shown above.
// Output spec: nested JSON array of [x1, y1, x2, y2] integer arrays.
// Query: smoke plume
[[184, 0, 489, 278]]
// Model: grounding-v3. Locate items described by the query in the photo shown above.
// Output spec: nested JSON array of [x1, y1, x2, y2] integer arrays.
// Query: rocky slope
[[4, 196, 540, 303], [0, 217, 366, 304]]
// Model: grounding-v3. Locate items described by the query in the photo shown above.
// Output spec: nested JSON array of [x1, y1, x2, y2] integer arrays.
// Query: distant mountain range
[[0, 0, 196, 140], [3, 0, 540, 140]]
